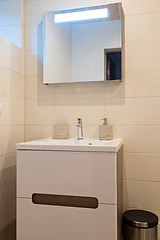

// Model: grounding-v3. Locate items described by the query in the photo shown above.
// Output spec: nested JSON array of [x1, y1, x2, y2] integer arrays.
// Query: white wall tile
[[71, 64, 88, 81], [71, 50, 89, 65], [89, 49, 104, 64], [72, 32, 88, 50], [72, 23, 88, 36], [89, 63, 104, 80]]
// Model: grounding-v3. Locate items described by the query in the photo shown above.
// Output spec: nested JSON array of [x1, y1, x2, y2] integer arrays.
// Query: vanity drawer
[[17, 198, 117, 240], [17, 150, 117, 204]]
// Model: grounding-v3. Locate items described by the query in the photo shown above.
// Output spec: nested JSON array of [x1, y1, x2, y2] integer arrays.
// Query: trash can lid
[[123, 210, 158, 229]]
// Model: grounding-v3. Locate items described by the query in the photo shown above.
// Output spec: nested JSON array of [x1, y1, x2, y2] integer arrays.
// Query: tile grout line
[[124, 11, 160, 17], [0, 95, 25, 101], [0, 206, 16, 218], [24, 96, 160, 101], [0, 151, 16, 158], [0, 65, 24, 76]]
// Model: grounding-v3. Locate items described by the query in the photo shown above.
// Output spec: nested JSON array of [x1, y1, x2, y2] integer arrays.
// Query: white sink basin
[[16, 138, 122, 152]]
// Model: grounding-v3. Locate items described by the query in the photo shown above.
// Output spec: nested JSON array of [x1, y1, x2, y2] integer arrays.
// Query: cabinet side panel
[[117, 146, 123, 240]]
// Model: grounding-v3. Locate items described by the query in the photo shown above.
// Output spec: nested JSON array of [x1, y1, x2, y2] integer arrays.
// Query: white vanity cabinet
[[16, 139, 123, 240]]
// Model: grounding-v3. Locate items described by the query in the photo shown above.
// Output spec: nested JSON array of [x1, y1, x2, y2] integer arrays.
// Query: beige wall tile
[[82, 125, 100, 139], [0, 97, 24, 126], [0, 180, 16, 215], [10, 44, 24, 75], [0, 154, 16, 186], [125, 41, 160, 71], [55, 82, 105, 100], [25, 25, 38, 51], [0, 126, 24, 156], [0, 207, 15, 235], [0, 30, 24, 239], [124, 153, 160, 181], [25, 76, 54, 100], [69, 125, 100, 139], [113, 125, 160, 154], [0, 221, 16, 240], [123, 0, 160, 15], [105, 97, 160, 125], [123, 180, 160, 210], [55, 99, 105, 125], [0, 67, 10, 97], [25, 100, 54, 125], [24, 1, 46, 26], [0, 37, 24, 75], [10, 72, 24, 100], [125, 13, 160, 43], [0, 67, 24, 99], [0, 37, 12, 69], [125, 70, 160, 98], [25, 125, 53, 141], [105, 81, 125, 99], [25, 51, 42, 76], [0, 153, 16, 171]]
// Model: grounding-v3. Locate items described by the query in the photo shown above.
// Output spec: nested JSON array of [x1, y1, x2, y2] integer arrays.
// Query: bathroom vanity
[[16, 138, 123, 240]]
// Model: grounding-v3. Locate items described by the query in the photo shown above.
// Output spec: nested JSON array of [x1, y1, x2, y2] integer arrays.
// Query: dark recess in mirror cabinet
[[105, 48, 121, 81]]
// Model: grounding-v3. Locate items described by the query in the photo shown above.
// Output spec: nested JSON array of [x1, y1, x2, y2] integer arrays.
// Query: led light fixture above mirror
[[54, 8, 108, 23]]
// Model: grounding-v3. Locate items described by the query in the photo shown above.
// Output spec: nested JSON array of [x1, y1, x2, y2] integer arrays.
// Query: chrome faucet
[[75, 118, 83, 140]]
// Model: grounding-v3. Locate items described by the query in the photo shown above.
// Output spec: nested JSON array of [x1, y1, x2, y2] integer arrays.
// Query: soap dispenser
[[99, 118, 113, 140]]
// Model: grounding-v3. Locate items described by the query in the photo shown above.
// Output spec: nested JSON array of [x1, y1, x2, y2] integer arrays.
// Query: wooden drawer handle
[[32, 193, 98, 209]]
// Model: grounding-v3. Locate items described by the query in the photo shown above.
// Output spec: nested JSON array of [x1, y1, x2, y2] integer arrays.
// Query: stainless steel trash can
[[123, 210, 158, 240]]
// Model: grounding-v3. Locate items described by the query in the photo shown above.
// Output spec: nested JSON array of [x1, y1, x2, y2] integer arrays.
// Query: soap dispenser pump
[[99, 118, 113, 140], [102, 118, 107, 125]]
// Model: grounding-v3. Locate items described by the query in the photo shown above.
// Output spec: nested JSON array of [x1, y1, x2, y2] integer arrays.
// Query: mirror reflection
[[42, 3, 122, 84]]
